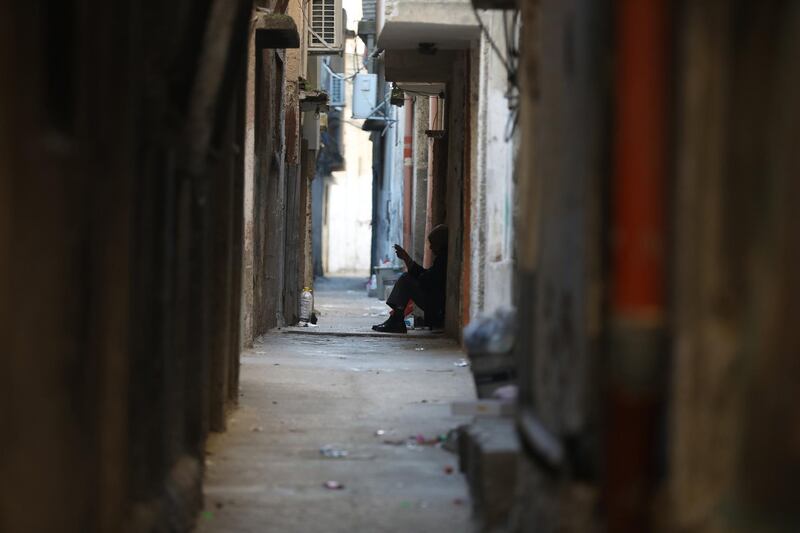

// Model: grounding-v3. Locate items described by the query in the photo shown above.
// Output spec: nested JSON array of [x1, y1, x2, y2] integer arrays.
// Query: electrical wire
[[472, 6, 514, 77], [473, 7, 521, 141], [322, 60, 363, 81]]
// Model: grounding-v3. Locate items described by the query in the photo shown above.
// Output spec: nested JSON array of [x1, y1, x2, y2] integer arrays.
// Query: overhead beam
[[472, 0, 517, 9], [384, 50, 457, 83]]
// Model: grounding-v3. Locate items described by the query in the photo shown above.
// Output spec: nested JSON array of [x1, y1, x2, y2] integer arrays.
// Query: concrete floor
[[196, 277, 478, 533]]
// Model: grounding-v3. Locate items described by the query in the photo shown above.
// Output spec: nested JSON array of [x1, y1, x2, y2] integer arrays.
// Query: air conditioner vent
[[328, 75, 345, 107], [308, 0, 343, 54]]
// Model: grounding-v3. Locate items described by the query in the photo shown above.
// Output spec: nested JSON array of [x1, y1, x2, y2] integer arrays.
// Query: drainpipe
[[423, 96, 438, 268], [376, 0, 385, 37], [605, 0, 669, 531], [403, 95, 414, 250]]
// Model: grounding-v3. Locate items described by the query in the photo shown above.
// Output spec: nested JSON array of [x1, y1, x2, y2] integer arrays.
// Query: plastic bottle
[[300, 287, 313, 325]]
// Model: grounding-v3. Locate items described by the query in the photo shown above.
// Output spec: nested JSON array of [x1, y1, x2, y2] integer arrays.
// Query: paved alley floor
[[197, 277, 477, 533]]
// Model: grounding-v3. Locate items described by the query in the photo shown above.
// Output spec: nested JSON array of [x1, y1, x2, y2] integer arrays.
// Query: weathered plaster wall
[[241, 22, 258, 347], [510, 0, 608, 530], [667, 3, 800, 531], [242, 2, 307, 342], [470, 10, 516, 318], [283, 80, 302, 323], [0, 1, 251, 531], [412, 96, 430, 263]]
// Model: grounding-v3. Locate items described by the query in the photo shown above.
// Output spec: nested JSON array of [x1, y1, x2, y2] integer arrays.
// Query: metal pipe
[[376, 0, 385, 37], [605, 0, 669, 531]]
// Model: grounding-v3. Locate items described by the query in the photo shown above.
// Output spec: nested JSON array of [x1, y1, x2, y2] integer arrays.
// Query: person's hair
[[428, 224, 448, 254]]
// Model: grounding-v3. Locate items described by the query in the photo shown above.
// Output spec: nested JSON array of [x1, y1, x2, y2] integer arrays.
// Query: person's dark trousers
[[386, 273, 427, 312], [386, 273, 445, 327]]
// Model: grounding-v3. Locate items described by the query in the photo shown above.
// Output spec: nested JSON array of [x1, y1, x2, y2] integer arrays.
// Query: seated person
[[372, 224, 448, 333]]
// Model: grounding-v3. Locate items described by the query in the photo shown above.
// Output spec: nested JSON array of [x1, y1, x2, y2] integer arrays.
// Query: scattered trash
[[454, 359, 470, 367], [421, 399, 428, 403], [203, 511, 214, 520], [299, 288, 313, 325], [441, 428, 459, 454], [250, 426, 264, 432], [382, 433, 449, 449], [415, 347, 425, 351], [444, 465, 455, 475], [400, 499, 429, 509], [272, 401, 278, 405], [319, 445, 349, 458], [375, 429, 387, 436], [415, 434, 445, 446], [273, 363, 280, 366], [323, 480, 345, 490], [367, 274, 378, 297]]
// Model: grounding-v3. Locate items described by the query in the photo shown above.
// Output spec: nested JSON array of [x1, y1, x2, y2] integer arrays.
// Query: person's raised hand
[[394, 244, 411, 263]]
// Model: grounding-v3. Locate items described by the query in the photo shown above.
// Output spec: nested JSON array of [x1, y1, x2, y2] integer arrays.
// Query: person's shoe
[[371, 316, 407, 333]]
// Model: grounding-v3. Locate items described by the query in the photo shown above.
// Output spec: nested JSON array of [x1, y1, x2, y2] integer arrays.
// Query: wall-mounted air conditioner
[[328, 75, 345, 107], [352, 74, 377, 119], [307, 0, 344, 55]]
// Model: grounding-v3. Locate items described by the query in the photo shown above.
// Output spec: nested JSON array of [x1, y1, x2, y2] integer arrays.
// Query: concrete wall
[[411, 96, 430, 263], [0, 1, 252, 531], [242, 5, 309, 341], [508, 1, 800, 532], [510, 0, 609, 530], [666, 2, 800, 531], [470, 10, 516, 318], [444, 51, 470, 336]]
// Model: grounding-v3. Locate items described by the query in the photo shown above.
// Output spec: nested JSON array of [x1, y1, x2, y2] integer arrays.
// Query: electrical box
[[352, 73, 378, 119]]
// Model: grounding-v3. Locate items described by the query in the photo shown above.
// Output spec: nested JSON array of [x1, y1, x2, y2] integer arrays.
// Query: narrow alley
[[2, 1, 800, 532], [198, 277, 476, 532]]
